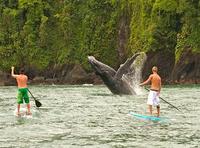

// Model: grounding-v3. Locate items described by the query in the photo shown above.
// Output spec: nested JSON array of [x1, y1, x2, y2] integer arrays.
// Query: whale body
[[88, 53, 145, 95]]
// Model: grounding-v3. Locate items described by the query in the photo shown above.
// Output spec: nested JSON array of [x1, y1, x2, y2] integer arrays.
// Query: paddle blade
[[35, 99, 42, 107]]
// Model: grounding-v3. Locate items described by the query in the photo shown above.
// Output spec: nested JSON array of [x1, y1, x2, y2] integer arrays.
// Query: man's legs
[[17, 90, 23, 116], [156, 105, 160, 117], [17, 104, 20, 116], [24, 89, 31, 115], [26, 103, 31, 115], [148, 105, 153, 115]]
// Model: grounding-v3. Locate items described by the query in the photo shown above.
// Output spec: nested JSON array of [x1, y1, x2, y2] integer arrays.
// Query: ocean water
[[0, 85, 199, 148]]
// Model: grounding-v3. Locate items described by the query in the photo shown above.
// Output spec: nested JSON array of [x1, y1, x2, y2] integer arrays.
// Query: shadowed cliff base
[[172, 49, 200, 84], [0, 50, 199, 86]]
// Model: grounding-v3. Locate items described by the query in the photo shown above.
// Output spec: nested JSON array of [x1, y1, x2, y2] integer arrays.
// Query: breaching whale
[[88, 53, 145, 95]]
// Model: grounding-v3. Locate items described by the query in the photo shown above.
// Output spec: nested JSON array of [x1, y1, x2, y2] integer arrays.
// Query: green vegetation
[[128, 0, 200, 56], [0, 0, 199, 72]]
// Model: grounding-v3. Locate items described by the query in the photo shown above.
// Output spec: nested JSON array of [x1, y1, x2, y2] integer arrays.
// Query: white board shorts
[[147, 90, 160, 106]]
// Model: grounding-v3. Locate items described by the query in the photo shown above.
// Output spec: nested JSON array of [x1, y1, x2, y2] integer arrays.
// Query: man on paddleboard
[[139, 66, 161, 117], [11, 66, 31, 116]]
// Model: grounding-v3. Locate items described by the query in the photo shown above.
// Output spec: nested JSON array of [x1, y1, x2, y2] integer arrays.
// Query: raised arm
[[139, 75, 152, 86], [11, 66, 18, 78]]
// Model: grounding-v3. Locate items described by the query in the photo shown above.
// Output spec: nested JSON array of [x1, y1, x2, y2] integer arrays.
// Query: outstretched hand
[[139, 83, 143, 86]]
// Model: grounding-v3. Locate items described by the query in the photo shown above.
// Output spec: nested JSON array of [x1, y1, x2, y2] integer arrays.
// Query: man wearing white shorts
[[147, 90, 160, 106], [139, 66, 161, 117]]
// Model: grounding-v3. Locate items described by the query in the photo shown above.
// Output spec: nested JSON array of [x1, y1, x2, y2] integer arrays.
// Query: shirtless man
[[11, 66, 31, 116], [139, 66, 161, 117]]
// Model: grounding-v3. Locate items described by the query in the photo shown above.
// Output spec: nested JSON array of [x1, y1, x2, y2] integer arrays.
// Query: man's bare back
[[139, 66, 161, 92], [149, 73, 161, 92]]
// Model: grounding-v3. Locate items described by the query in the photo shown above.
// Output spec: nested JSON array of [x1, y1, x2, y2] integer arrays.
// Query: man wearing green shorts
[[17, 88, 30, 104], [11, 66, 31, 116]]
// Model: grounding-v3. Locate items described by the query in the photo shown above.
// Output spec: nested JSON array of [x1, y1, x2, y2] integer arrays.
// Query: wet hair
[[152, 66, 158, 72], [19, 68, 25, 74]]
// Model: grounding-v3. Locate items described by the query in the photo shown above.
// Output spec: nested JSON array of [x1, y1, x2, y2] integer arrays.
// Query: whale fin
[[115, 53, 140, 79]]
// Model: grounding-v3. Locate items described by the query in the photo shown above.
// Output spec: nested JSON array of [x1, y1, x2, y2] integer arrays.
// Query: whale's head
[[88, 56, 116, 77]]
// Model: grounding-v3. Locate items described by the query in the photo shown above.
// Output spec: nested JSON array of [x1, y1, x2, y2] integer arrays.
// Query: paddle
[[27, 89, 42, 107], [144, 87, 181, 112]]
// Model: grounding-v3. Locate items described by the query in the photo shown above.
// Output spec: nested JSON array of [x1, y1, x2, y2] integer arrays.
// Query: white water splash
[[124, 52, 147, 95]]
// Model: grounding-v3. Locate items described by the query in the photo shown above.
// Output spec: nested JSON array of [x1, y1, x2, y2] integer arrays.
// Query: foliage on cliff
[[0, 0, 199, 74], [0, 0, 119, 71], [128, 0, 200, 56]]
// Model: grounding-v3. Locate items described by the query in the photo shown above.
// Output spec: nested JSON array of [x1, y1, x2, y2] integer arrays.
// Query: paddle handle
[[27, 89, 36, 101], [27, 88, 42, 107]]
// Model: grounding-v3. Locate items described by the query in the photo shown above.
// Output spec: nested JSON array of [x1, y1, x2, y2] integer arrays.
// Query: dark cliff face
[[171, 49, 200, 84], [140, 49, 200, 84], [115, 1, 200, 84], [142, 51, 175, 84], [117, 5, 131, 64], [115, 10, 199, 84]]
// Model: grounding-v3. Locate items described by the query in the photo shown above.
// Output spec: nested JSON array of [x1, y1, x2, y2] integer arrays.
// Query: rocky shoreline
[[0, 64, 103, 86], [1, 49, 199, 86], [1, 60, 199, 86]]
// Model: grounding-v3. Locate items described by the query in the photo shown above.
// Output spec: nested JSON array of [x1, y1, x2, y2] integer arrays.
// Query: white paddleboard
[[14, 108, 32, 118]]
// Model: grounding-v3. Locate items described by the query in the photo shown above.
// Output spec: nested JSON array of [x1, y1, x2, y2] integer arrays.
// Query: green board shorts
[[17, 88, 30, 104]]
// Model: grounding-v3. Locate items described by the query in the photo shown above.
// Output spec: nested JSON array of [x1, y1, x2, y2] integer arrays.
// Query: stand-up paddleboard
[[14, 108, 32, 118], [129, 112, 166, 122]]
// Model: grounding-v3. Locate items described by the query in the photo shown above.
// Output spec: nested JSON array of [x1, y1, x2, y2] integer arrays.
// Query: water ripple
[[0, 85, 199, 147]]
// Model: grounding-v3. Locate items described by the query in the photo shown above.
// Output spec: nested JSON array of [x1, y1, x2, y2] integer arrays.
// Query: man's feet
[[149, 112, 160, 117], [16, 112, 21, 117], [26, 112, 32, 115], [153, 112, 160, 117]]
